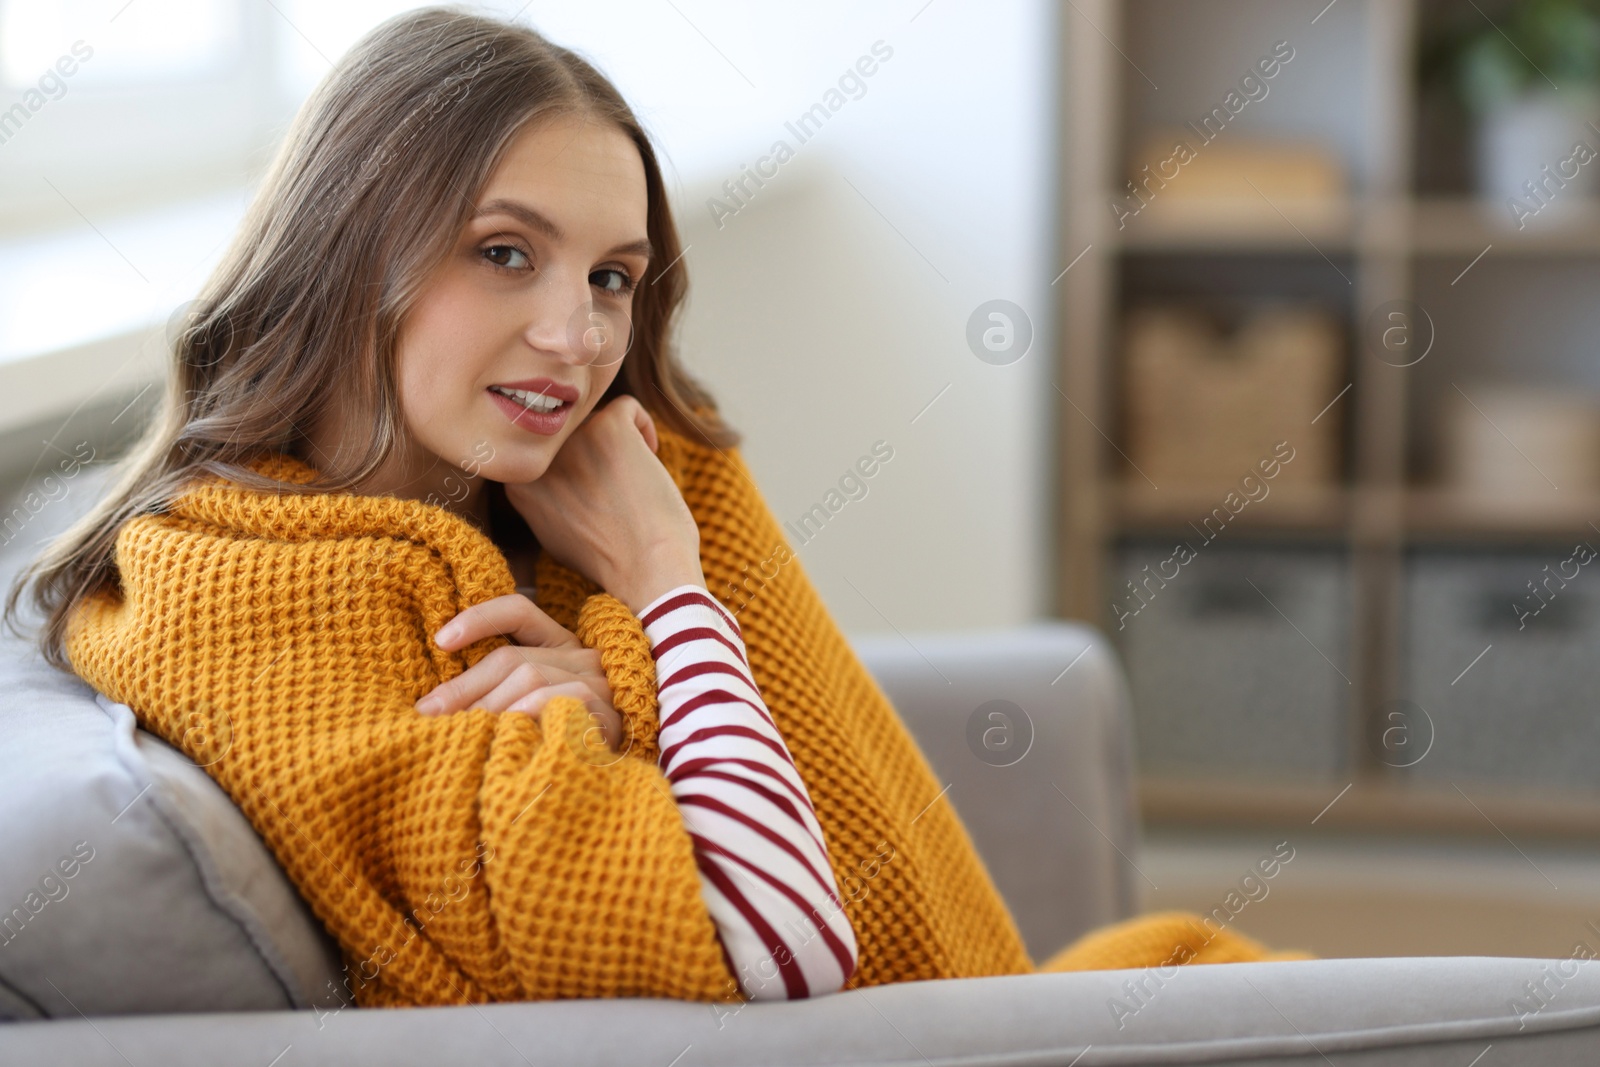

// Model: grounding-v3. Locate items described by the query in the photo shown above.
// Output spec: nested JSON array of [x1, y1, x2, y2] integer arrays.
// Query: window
[[1, 0, 242, 86], [0, 0, 275, 233]]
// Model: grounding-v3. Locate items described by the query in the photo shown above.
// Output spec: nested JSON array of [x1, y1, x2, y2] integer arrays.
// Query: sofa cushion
[[3, 956, 1599, 1066], [0, 461, 346, 1018]]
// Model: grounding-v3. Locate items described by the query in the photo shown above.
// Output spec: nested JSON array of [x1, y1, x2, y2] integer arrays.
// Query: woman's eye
[[482, 244, 530, 270], [591, 268, 636, 296]]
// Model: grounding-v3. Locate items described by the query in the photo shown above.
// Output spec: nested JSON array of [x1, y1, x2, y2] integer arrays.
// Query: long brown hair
[[4, 5, 738, 670]]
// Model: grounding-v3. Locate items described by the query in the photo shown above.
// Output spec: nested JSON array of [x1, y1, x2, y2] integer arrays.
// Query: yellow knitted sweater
[[63, 427, 1301, 1008]]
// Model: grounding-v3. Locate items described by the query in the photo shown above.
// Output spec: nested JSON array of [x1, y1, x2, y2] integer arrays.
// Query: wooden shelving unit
[[1139, 775, 1600, 841], [1116, 484, 1352, 534], [1108, 196, 1600, 257], [1051, 0, 1600, 837]]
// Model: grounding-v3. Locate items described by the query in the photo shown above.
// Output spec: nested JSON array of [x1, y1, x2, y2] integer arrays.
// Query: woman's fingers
[[417, 645, 555, 715], [416, 645, 609, 715], [434, 594, 576, 651], [506, 680, 593, 714], [509, 681, 624, 752], [628, 399, 659, 454], [477, 662, 585, 713]]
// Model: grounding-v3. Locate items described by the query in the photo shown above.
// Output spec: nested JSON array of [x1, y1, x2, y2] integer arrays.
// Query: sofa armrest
[[848, 622, 1140, 964]]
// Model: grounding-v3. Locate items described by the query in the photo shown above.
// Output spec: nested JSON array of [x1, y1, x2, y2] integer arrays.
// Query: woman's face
[[392, 112, 651, 491]]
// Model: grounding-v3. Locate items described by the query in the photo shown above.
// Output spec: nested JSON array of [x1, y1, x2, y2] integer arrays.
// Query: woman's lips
[[487, 387, 573, 436], [491, 377, 580, 403]]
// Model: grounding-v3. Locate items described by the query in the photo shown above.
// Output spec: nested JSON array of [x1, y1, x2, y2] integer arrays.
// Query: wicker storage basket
[[1122, 304, 1342, 487]]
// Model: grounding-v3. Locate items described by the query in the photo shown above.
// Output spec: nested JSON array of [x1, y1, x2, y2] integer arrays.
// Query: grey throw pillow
[[0, 459, 347, 1018]]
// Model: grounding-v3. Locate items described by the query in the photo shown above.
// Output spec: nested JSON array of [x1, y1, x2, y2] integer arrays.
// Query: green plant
[[1421, 0, 1600, 115]]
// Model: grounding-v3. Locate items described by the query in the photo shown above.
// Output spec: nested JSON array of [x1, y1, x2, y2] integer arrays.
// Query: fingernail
[[435, 622, 460, 645], [415, 696, 440, 715]]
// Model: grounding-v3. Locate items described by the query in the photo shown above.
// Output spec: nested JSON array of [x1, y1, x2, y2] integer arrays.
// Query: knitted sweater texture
[[62, 427, 1303, 1008]]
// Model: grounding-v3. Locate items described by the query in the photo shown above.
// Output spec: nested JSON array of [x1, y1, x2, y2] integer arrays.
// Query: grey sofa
[[2, 468, 1600, 1064]]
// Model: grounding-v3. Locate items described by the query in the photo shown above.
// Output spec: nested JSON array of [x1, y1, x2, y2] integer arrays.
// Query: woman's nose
[[518, 270, 590, 364], [569, 303, 631, 368], [521, 275, 628, 368]]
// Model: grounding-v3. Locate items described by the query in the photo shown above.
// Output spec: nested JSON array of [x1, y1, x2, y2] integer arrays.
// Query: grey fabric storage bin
[[1401, 546, 1600, 793], [1113, 540, 1352, 781]]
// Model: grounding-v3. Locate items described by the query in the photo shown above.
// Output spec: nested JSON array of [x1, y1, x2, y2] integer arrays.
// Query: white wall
[[673, 153, 1053, 636], [657, 2, 1060, 636]]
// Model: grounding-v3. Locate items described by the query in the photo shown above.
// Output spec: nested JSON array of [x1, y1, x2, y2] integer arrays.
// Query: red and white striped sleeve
[[636, 583, 859, 1001]]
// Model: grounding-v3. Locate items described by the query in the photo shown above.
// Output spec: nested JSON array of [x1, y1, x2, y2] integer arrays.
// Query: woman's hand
[[502, 395, 706, 615], [414, 593, 624, 752]]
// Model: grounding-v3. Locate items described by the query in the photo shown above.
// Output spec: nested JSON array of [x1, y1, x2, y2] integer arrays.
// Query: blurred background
[[8, 0, 1600, 964]]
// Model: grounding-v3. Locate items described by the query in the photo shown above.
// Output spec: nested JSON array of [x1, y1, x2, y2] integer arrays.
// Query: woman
[[4, 7, 1299, 1010]]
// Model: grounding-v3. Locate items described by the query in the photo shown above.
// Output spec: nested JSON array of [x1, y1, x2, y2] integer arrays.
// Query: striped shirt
[[637, 583, 859, 1000]]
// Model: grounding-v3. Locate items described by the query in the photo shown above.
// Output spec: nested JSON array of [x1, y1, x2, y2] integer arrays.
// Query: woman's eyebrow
[[473, 198, 653, 261]]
